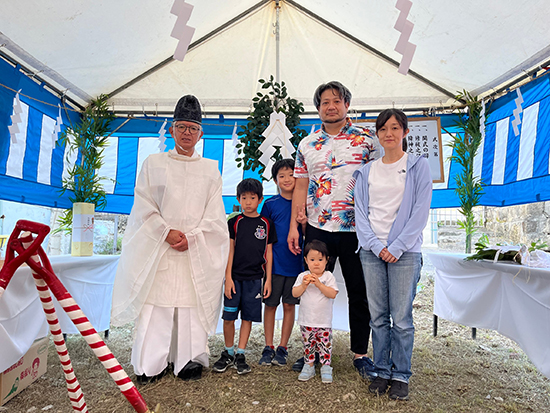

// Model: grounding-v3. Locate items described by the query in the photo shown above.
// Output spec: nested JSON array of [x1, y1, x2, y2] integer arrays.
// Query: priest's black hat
[[173, 95, 202, 124]]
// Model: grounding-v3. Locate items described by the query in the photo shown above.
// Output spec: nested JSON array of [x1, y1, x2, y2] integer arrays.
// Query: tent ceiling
[[1, 0, 549, 114]]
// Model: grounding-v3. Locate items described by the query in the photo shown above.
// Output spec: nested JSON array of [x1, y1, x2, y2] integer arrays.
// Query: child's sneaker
[[298, 363, 316, 381], [320, 365, 333, 383], [212, 350, 234, 373], [292, 357, 305, 372], [234, 353, 251, 374], [272, 346, 288, 366], [259, 346, 275, 365]]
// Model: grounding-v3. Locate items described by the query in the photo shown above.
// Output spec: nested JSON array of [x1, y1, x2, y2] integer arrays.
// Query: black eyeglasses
[[174, 124, 201, 134]]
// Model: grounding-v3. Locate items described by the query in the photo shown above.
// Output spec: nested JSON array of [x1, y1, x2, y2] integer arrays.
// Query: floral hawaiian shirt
[[294, 118, 377, 232]]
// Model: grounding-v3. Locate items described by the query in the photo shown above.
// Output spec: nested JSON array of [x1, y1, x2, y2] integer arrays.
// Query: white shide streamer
[[258, 112, 295, 180], [158, 119, 168, 152], [394, 0, 417, 75], [170, 0, 195, 61], [8, 90, 23, 143], [512, 88, 524, 137]]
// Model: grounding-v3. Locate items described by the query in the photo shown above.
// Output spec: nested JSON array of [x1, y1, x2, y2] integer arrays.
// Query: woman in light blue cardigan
[[353, 109, 432, 401]]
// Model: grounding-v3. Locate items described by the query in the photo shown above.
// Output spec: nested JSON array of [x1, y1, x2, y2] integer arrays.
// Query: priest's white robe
[[111, 150, 229, 374]]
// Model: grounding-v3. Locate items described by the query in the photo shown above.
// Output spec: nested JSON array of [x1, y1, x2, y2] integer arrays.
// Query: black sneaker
[[234, 353, 251, 374], [389, 380, 409, 401], [369, 376, 390, 394], [292, 357, 305, 372], [212, 350, 235, 373], [272, 346, 288, 366], [259, 346, 275, 365]]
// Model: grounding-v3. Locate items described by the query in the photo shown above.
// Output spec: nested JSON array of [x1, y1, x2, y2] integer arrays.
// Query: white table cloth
[[429, 252, 550, 378], [0, 255, 119, 372]]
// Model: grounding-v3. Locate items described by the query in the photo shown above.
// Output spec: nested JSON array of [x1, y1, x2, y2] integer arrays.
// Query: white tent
[[2, 0, 550, 115], [2, 1, 550, 379], [2, 0, 550, 213]]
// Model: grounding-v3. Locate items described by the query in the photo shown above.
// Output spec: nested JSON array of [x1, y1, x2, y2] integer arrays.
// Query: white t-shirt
[[293, 270, 339, 328], [367, 153, 408, 245]]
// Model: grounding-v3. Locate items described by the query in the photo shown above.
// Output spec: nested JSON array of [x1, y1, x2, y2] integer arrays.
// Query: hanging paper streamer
[[158, 119, 168, 151], [512, 88, 524, 137], [231, 122, 239, 156], [258, 112, 295, 180], [480, 99, 486, 140], [394, 0, 417, 75], [52, 104, 63, 146], [8, 90, 23, 144], [170, 0, 195, 61]]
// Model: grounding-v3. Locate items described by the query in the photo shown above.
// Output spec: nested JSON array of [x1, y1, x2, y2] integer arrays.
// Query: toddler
[[292, 240, 338, 383]]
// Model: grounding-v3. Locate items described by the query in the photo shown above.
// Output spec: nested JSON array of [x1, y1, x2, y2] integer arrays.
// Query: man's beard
[[322, 114, 346, 124]]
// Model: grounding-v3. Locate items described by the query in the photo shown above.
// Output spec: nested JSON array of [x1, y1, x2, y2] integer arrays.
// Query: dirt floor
[[2, 278, 550, 413]]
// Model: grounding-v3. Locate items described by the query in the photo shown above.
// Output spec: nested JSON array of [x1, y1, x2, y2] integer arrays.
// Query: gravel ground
[[2, 259, 550, 412]]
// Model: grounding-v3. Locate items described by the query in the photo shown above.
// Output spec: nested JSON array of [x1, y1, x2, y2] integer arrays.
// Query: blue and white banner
[[433, 73, 550, 208], [2, 55, 550, 213]]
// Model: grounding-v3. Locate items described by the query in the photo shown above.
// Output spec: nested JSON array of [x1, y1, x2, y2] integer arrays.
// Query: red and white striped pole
[[27, 245, 88, 412]]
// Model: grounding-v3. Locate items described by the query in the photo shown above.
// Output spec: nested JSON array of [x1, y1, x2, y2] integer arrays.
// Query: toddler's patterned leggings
[[300, 325, 332, 365]]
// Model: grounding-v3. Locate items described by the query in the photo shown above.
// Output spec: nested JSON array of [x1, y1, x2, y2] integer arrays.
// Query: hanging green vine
[[447, 90, 487, 253], [236, 76, 308, 176], [55, 94, 116, 233]]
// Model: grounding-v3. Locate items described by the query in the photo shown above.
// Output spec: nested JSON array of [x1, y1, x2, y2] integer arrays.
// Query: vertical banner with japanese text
[[353, 117, 444, 183]]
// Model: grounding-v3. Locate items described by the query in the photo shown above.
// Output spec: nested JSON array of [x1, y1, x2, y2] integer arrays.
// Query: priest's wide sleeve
[[111, 156, 171, 326], [186, 174, 230, 334]]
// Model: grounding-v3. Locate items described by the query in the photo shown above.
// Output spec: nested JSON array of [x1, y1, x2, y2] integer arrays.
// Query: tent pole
[[0, 51, 85, 111], [112, 215, 119, 255], [275, 0, 281, 84]]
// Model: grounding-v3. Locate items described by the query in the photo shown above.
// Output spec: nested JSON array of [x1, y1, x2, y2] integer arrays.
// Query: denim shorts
[[222, 278, 262, 322]]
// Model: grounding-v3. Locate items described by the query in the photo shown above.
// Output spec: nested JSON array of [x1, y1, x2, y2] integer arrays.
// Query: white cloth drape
[[430, 252, 550, 379], [0, 255, 119, 372]]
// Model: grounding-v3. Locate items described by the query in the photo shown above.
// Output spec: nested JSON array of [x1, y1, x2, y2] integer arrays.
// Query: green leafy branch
[[55, 95, 115, 233], [447, 90, 487, 253], [528, 240, 548, 252], [466, 235, 548, 263]]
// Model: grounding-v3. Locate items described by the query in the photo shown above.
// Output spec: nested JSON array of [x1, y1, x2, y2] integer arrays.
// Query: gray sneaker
[[298, 363, 316, 381], [234, 353, 251, 375], [320, 365, 333, 383]]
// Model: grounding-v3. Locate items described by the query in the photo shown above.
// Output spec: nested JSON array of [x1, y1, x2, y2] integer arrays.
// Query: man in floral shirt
[[288, 81, 378, 380]]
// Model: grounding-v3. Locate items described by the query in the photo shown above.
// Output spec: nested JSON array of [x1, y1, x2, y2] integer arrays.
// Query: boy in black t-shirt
[[212, 178, 277, 375]]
